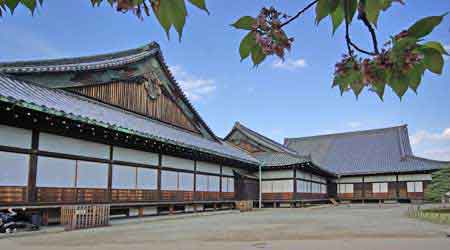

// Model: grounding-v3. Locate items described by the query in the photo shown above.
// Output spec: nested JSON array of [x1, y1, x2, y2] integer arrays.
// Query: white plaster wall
[[0, 125, 32, 149], [113, 146, 158, 165]]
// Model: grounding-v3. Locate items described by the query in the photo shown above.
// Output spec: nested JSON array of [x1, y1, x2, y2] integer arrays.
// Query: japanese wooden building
[[0, 43, 259, 221], [0, 43, 448, 222], [284, 125, 449, 202]]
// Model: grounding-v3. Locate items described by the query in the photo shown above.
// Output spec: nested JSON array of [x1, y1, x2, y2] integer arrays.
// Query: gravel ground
[[1, 204, 449, 250]]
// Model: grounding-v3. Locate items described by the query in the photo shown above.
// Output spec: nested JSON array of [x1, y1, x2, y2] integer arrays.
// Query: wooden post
[[107, 146, 113, 202], [42, 209, 49, 226], [157, 154, 162, 201], [193, 160, 197, 201], [138, 207, 144, 217], [219, 164, 223, 201], [395, 174, 400, 199], [27, 129, 39, 203], [293, 166, 297, 200]]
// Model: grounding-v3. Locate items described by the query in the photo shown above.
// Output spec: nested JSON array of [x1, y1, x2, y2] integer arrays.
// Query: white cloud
[[410, 128, 450, 145], [170, 65, 217, 101], [348, 121, 363, 129], [419, 147, 450, 161], [272, 58, 307, 70]]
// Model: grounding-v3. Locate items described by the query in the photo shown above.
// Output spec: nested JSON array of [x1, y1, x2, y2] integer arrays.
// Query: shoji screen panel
[[112, 165, 136, 189], [137, 168, 157, 190], [196, 174, 208, 191], [161, 170, 178, 191], [36, 157, 76, 188], [0, 152, 29, 186], [179, 172, 194, 191], [76, 161, 108, 188], [208, 176, 220, 192]]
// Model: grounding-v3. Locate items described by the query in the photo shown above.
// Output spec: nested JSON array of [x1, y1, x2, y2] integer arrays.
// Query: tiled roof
[[0, 43, 158, 73], [0, 42, 219, 144], [226, 122, 299, 154], [285, 126, 449, 175], [253, 152, 310, 167], [0, 74, 258, 165]]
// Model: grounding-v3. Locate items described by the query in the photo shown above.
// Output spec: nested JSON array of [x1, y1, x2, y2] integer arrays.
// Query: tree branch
[[280, 0, 318, 28], [358, 11, 380, 54]]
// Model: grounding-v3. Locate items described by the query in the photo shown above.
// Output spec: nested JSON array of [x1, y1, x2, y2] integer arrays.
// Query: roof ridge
[[0, 42, 159, 69], [284, 124, 408, 143], [233, 122, 297, 154], [405, 155, 450, 164]]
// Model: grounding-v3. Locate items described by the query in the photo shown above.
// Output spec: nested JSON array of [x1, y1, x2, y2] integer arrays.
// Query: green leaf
[[239, 31, 257, 61], [365, 0, 382, 26], [188, 0, 209, 14], [153, 1, 173, 38], [167, 0, 187, 41], [371, 81, 386, 101], [20, 0, 36, 14], [389, 73, 409, 98], [231, 16, 256, 30], [341, 0, 357, 23], [316, 0, 330, 24], [153, 0, 187, 41], [329, 0, 340, 12], [423, 41, 449, 56], [422, 48, 444, 74], [251, 44, 266, 66], [330, 5, 344, 34], [6, 0, 20, 14], [407, 64, 425, 93], [407, 14, 446, 38]]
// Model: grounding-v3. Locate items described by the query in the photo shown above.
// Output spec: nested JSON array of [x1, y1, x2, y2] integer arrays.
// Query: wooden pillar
[[362, 176, 365, 202], [27, 129, 39, 203], [42, 209, 49, 226], [219, 164, 223, 200], [395, 174, 401, 199], [193, 160, 197, 201], [138, 207, 144, 217], [107, 145, 113, 202], [293, 166, 297, 200], [157, 154, 162, 201]]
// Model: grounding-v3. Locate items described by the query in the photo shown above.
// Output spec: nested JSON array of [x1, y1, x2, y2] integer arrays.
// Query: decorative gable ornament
[[143, 78, 162, 100]]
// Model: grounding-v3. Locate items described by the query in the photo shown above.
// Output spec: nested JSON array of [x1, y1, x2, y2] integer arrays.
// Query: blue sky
[[0, 1, 449, 160]]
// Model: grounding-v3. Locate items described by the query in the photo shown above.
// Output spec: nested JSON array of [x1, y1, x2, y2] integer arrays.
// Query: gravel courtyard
[[2, 204, 449, 250]]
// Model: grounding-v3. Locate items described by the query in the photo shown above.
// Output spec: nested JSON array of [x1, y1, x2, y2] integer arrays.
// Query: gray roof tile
[[285, 126, 449, 175], [0, 74, 258, 165]]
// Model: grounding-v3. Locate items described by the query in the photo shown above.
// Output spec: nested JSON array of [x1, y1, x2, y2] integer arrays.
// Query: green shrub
[[425, 166, 450, 202]]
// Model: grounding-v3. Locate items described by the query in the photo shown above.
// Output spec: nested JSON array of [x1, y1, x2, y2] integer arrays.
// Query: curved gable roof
[[0, 42, 218, 142], [285, 125, 448, 175]]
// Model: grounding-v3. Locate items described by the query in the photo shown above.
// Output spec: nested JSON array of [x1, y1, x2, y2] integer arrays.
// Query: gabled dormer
[[0, 42, 217, 141]]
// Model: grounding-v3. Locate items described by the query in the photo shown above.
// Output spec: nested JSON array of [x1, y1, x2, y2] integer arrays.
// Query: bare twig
[[280, 0, 319, 28]]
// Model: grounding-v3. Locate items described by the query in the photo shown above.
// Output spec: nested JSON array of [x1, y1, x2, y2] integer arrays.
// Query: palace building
[[0, 43, 448, 223]]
